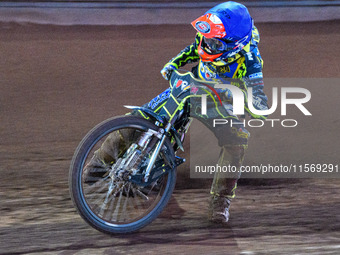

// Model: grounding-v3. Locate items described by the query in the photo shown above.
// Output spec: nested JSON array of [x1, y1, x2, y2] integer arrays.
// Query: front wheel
[[69, 116, 177, 234]]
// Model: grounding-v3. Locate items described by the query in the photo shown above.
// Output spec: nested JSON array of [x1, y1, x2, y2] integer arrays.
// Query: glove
[[160, 64, 177, 80]]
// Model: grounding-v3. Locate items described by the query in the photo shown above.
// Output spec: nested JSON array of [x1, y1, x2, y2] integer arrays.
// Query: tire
[[69, 115, 177, 234]]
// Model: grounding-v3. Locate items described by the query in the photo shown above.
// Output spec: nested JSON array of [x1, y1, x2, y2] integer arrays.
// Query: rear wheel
[[69, 116, 177, 234]]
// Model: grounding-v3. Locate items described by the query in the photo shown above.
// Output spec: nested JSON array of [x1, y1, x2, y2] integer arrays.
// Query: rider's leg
[[190, 97, 249, 223], [208, 144, 247, 223], [83, 129, 135, 182]]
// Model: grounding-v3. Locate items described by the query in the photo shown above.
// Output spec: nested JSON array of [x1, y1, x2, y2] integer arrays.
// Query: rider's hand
[[160, 64, 177, 80]]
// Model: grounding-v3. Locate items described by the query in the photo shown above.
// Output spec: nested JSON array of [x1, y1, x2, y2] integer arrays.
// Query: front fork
[[143, 122, 172, 182]]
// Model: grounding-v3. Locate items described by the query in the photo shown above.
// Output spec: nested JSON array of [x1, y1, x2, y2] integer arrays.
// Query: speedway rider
[[160, 1, 269, 222]]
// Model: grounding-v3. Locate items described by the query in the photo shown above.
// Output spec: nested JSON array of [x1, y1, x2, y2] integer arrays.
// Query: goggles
[[202, 37, 235, 54]]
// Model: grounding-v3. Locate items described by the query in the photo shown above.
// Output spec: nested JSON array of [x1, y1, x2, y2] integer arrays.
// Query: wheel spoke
[[112, 188, 124, 221], [83, 176, 110, 193], [99, 182, 114, 216], [103, 192, 117, 220], [89, 191, 110, 212], [87, 182, 117, 210], [136, 189, 149, 201], [120, 183, 131, 222], [130, 186, 144, 210], [146, 178, 163, 196]]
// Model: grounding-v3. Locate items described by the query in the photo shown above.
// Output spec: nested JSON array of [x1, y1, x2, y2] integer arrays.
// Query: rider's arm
[[242, 51, 269, 120], [163, 33, 201, 69]]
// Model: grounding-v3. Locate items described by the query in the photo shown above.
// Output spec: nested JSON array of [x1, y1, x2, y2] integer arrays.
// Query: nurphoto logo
[[200, 84, 312, 128]]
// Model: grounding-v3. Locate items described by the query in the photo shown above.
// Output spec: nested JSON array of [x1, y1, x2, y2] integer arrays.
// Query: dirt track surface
[[1, 21, 340, 254]]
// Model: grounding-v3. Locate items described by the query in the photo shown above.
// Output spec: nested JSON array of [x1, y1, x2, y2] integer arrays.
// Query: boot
[[83, 129, 134, 183], [83, 153, 109, 183], [208, 196, 231, 223], [208, 145, 246, 223]]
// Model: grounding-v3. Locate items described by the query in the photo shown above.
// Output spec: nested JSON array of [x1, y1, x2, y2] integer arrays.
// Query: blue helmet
[[191, 1, 253, 61]]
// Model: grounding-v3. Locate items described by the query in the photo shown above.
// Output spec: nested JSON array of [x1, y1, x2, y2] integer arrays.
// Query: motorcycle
[[69, 69, 240, 234]]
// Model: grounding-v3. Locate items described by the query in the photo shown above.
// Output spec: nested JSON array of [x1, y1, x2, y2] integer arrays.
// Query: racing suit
[[157, 26, 268, 200]]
